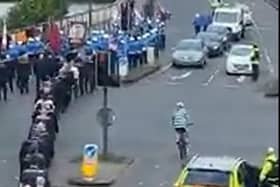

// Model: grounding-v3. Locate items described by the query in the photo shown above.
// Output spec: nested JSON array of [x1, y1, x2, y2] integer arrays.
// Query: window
[[184, 169, 230, 186], [214, 11, 238, 23]]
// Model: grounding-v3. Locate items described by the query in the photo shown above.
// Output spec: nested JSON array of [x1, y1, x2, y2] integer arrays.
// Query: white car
[[226, 44, 254, 75], [212, 6, 245, 41], [235, 3, 253, 26]]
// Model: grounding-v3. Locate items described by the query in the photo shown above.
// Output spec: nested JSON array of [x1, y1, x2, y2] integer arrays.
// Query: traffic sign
[[96, 107, 116, 127]]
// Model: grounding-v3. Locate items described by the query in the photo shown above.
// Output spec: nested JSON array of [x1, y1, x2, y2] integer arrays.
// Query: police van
[[212, 4, 245, 41]]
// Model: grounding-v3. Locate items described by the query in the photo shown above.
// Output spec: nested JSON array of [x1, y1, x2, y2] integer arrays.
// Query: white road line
[[224, 84, 240, 88], [202, 68, 220, 86], [236, 75, 246, 83], [166, 81, 183, 85], [156, 63, 172, 75], [251, 18, 275, 74], [170, 71, 192, 81]]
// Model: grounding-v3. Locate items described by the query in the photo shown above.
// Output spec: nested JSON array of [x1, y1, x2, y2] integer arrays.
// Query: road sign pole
[[102, 86, 108, 156]]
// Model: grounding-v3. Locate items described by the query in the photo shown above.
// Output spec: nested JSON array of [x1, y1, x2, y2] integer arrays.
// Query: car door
[[242, 161, 260, 187]]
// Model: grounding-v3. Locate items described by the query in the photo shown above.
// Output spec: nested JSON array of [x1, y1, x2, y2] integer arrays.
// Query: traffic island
[[122, 64, 161, 84], [67, 153, 134, 186]]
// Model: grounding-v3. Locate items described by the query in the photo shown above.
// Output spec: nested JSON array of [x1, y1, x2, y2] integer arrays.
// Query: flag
[[47, 22, 61, 54], [1, 18, 7, 50]]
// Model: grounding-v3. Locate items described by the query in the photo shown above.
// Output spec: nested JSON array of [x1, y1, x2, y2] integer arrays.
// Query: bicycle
[[176, 122, 193, 167]]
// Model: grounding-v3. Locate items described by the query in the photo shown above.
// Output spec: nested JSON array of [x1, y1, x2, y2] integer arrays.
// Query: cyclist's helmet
[[176, 102, 185, 108]]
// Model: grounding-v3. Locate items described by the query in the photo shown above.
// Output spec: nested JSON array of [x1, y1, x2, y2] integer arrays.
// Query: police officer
[[16, 54, 31, 94], [0, 60, 8, 101], [259, 147, 278, 186], [251, 44, 260, 81]]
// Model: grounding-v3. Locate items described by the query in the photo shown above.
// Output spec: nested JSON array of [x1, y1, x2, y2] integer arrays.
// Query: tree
[[5, 0, 68, 29]]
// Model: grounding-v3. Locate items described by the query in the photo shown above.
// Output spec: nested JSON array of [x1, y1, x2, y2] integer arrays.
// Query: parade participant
[[75, 52, 87, 96], [0, 60, 8, 101], [84, 48, 96, 94], [16, 53, 31, 94], [59, 52, 80, 99], [4, 55, 16, 93]]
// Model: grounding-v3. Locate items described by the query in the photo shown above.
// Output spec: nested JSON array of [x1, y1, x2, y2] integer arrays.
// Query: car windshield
[[197, 33, 220, 42], [231, 47, 252, 56], [184, 169, 230, 186], [207, 26, 226, 34], [214, 11, 238, 23], [176, 40, 202, 51]]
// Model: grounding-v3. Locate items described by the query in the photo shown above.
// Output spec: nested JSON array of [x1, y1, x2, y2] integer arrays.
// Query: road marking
[[166, 81, 183, 85], [160, 181, 169, 186], [236, 75, 246, 83], [170, 71, 192, 81], [202, 68, 220, 86], [251, 18, 275, 74], [154, 164, 160, 169], [138, 181, 144, 186], [155, 63, 172, 76], [0, 160, 7, 163], [224, 84, 240, 88]]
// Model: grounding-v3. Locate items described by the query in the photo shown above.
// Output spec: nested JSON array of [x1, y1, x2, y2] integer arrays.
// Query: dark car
[[206, 24, 231, 50], [196, 32, 224, 57]]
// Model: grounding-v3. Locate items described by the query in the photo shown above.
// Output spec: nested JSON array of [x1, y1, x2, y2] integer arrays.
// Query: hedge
[[3, 0, 68, 29]]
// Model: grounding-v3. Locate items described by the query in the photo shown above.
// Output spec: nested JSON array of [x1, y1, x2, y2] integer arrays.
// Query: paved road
[[0, 0, 278, 186]]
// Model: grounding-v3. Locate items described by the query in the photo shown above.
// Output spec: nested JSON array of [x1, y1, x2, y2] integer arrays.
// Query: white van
[[212, 6, 245, 41]]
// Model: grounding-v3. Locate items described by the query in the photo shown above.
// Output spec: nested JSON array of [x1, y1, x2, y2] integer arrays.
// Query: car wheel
[[226, 70, 232, 75], [201, 59, 207, 68], [241, 29, 245, 38]]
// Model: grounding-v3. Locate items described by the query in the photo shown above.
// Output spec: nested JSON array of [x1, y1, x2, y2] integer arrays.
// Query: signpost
[[81, 144, 99, 181], [95, 50, 117, 156], [96, 87, 116, 156]]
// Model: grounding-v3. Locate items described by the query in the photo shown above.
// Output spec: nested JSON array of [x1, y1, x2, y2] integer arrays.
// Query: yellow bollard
[[81, 144, 99, 181]]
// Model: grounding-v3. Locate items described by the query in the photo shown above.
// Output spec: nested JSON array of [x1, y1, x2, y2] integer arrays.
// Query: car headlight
[[222, 37, 227, 42], [213, 45, 218, 50], [232, 26, 241, 33]]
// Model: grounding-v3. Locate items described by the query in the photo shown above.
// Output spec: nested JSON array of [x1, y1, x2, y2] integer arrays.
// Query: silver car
[[172, 39, 207, 68]]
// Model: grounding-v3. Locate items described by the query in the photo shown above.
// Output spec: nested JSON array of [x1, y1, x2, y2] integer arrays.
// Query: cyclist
[[171, 102, 192, 145]]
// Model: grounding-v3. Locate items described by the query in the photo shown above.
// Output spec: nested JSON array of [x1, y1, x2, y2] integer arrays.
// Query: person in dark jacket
[[192, 13, 203, 34], [0, 60, 8, 101], [20, 165, 50, 187], [16, 54, 31, 94], [4, 56, 16, 93]]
